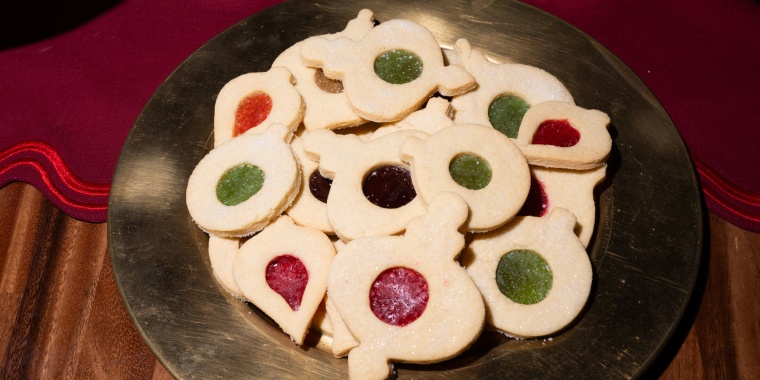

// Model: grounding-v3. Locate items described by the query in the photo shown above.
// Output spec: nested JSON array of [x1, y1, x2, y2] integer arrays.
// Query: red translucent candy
[[517, 176, 549, 217], [369, 267, 429, 326], [531, 119, 580, 147], [233, 92, 273, 137], [265, 254, 308, 311]]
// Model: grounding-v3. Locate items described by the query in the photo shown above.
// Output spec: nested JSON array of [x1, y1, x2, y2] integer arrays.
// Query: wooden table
[[0, 181, 757, 379]]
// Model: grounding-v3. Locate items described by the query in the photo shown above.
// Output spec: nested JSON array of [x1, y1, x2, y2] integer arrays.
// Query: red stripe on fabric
[[702, 184, 760, 224], [695, 156, 760, 230], [0, 141, 110, 196], [693, 157, 760, 208], [0, 159, 108, 212]]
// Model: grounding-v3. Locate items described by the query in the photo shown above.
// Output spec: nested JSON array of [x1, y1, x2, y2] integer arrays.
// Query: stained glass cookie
[[327, 192, 484, 379], [303, 128, 428, 241], [463, 208, 592, 338], [300, 19, 476, 123], [233, 215, 336, 345], [186, 123, 300, 237], [513, 101, 612, 170], [271, 9, 375, 131], [400, 123, 531, 231], [213, 67, 304, 147], [519, 165, 607, 247], [450, 38, 574, 139], [285, 135, 334, 234]]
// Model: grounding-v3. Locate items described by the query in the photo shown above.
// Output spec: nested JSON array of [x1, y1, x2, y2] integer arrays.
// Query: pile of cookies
[[185, 9, 611, 380]]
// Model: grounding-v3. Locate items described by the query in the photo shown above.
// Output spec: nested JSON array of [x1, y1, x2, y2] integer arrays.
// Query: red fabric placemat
[[1, 0, 759, 232]]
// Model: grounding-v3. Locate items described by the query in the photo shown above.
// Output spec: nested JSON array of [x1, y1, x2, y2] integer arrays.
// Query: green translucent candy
[[496, 249, 552, 305], [374, 50, 423, 84], [449, 154, 492, 190], [216, 163, 265, 206], [488, 94, 530, 138]]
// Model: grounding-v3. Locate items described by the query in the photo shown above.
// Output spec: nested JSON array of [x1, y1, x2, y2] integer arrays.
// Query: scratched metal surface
[[108, 0, 703, 378]]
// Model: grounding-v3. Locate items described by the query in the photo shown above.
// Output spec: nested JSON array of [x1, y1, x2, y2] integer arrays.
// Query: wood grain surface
[[0, 181, 758, 379]]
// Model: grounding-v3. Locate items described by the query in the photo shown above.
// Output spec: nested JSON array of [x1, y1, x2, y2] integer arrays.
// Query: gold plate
[[108, 1, 702, 378]]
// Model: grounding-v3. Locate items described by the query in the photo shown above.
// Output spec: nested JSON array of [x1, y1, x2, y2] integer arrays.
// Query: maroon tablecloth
[[1, 0, 759, 232]]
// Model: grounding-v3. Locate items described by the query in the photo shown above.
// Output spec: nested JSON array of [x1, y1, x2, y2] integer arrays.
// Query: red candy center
[[517, 176, 549, 217], [369, 267, 429, 327], [265, 254, 308, 311], [233, 91, 273, 137], [531, 119, 580, 147]]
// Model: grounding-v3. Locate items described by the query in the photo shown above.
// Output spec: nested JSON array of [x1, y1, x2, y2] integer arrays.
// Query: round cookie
[[208, 234, 245, 300], [271, 9, 375, 131], [400, 123, 531, 231], [285, 135, 334, 234], [186, 123, 300, 237], [233, 215, 336, 345], [214, 67, 304, 147], [450, 38, 575, 139], [371, 96, 454, 139], [462, 208, 592, 338], [514, 101, 612, 170], [327, 192, 484, 379], [303, 128, 428, 242], [300, 19, 476, 123], [519, 165, 607, 247]]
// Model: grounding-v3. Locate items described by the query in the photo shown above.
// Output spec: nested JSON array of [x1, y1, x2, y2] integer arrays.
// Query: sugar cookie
[[303, 128, 428, 241], [300, 19, 476, 123], [214, 67, 303, 147], [371, 96, 454, 139], [186, 123, 300, 237], [325, 296, 359, 358], [463, 208, 592, 338], [285, 135, 334, 234], [514, 101, 612, 170], [310, 296, 333, 336], [400, 123, 531, 231], [450, 39, 574, 139], [271, 10, 375, 131], [328, 192, 484, 379], [208, 234, 245, 300], [518, 165, 606, 247], [233, 215, 336, 345]]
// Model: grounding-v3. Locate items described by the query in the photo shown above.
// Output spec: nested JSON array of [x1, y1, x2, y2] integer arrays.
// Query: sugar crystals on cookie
[[300, 19, 476, 123], [186, 123, 300, 237]]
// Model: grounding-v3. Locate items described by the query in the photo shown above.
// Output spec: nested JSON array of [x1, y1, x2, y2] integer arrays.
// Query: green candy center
[[449, 154, 492, 190], [374, 50, 423, 84], [496, 249, 552, 305], [488, 94, 530, 138], [216, 163, 265, 206]]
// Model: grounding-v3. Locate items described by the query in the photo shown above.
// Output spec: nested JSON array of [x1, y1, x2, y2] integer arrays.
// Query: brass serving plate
[[108, 0, 703, 378]]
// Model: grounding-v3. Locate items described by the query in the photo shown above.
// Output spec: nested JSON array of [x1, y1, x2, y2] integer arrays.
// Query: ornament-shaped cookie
[[186, 123, 300, 237], [285, 135, 334, 234], [214, 67, 304, 147], [518, 165, 607, 247], [233, 215, 336, 345], [328, 192, 484, 379], [514, 101, 612, 170], [303, 128, 428, 241], [401, 123, 531, 231], [271, 9, 375, 131], [450, 38, 574, 139], [300, 19, 476, 123], [463, 208, 592, 338]]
